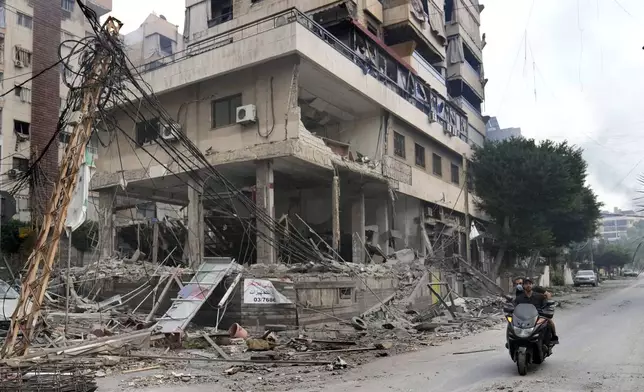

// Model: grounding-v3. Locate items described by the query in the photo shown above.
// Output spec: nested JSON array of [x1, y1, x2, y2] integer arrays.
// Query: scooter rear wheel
[[517, 351, 528, 376]]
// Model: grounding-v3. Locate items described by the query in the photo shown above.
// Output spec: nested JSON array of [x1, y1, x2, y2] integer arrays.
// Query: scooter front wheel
[[517, 351, 528, 376]]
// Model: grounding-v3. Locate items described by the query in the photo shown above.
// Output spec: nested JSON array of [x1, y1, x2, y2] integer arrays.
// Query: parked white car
[[574, 270, 598, 287]]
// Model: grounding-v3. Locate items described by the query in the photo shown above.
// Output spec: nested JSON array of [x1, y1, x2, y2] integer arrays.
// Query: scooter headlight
[[513, 326, 535, 338]]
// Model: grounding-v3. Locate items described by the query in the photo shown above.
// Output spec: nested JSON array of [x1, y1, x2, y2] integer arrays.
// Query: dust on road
[[97, 279, 637, 392]]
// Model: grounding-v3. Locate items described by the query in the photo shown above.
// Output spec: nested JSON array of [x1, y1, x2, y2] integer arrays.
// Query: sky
[[108, 0, 644, 212]]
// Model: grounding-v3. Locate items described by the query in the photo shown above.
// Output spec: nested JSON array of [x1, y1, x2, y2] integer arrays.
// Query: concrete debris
[[57, 257, 184, 283]]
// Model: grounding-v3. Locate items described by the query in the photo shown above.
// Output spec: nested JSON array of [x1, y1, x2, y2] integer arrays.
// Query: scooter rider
[[514, 277, 552, 299], [514, 278, 559, 344]]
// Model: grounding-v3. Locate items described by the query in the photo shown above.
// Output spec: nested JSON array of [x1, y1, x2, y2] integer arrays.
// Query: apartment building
[[0, 0, 111, 223], [599, 209, 644, 242], [124, 12, 183, 70], [92, 0, 489, 266], [485, 116, 521, 141]]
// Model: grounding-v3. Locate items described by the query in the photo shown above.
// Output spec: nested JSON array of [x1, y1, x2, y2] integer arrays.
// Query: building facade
[[92, 0, 489, 266], [0, 0, 111, 223], [485, 116, 521, 141], [599, 209, 644, 242]]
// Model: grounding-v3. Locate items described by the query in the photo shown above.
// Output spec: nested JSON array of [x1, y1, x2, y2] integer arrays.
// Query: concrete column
[[187, 178, 204, 268], [256, 160, 276, 264], [98, 188, 115, 260], [332, 175, 340, 253], [376, 199, 389, 253], [351, 190, 366, 263]]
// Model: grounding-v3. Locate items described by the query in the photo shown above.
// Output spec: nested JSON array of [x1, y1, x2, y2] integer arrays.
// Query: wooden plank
[[202, 333, 230, 360]]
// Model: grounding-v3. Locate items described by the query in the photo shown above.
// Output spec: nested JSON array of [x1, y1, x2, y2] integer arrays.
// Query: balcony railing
[[412, 51, 444, 82], [137, 8, 472, 145]]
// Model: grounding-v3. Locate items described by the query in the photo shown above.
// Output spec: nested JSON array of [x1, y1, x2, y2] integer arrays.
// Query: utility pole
[[0, 17, 122, 359]]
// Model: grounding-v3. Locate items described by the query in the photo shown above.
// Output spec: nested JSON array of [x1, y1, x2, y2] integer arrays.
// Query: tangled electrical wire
[[35, 1, 324, 266]]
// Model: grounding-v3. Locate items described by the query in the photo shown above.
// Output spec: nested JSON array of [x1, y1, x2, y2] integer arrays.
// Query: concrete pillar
[[351, 190, 366, 263], [187, 178, 204, 268], [256, 160, 276, 264], [331, 175, 340, 253], [376, 199, 389, 253], [98, 188, 115, 260]]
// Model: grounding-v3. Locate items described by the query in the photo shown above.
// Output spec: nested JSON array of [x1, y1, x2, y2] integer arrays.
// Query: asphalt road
[[98, 279, 640, 392], [288, 278, 644, 392]]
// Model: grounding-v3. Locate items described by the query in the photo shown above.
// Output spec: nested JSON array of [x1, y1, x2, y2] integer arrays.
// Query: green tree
[[0, 219, 30, 255], [471, 138, 602, 277], [595, 244, 631, 276]]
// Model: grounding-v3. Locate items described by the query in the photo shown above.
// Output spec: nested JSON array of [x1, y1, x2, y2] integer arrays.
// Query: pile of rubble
[[59, 256, 183, 283]]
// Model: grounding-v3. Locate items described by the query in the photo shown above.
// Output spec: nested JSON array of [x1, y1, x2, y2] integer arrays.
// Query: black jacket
[[514, 291, 547, 309]]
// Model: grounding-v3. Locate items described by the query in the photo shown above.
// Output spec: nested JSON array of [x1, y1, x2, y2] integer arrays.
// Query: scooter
[[503, 300, 556, 376]]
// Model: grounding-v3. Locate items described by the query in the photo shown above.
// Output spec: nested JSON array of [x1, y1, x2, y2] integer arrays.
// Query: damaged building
[[89, 0, 491, 330]]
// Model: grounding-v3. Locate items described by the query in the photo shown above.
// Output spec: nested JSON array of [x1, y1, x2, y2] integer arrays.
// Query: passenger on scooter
[[513, 277, 552, 299], [514, 278, 559, 344]]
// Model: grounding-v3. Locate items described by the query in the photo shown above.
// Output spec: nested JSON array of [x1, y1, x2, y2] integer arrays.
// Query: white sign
[[243, 279, 292, 304]]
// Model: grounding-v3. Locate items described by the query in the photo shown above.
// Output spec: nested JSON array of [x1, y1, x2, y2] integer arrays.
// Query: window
[[14, 85, 31, 103], [14, 46, 32, 67], [14, 120, 29, 136], [59, 131, 71, 144], [339, 288, 353, 300], [211, 94, 242, 128], [209, 0, 233, 27], [366, 21, 378, 37], [414, 143, 425, 167], [393, 132, 405, 158], [451, 163, 459, 184], [159, 35, 173, 56], [61, 0, 74, 12], [17, 13, 32, 29], [135, 118, 160, 146], [432, 153, 442, 176], [365, 14, 380, 38], [12, 157, 29, 172]]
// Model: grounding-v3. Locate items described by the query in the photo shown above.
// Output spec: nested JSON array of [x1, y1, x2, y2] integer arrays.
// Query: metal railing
[[412, 52, 444, 82]]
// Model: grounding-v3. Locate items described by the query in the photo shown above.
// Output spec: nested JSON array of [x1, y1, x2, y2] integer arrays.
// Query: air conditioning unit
[[14, 59, 23, 68], [447, 124, 455, 135], [7, 169, 18, 179], [236, 104, 257, 125], [159, 122, 181, 141], [16, 133, 29, 142], [429, 112, 438, 123]]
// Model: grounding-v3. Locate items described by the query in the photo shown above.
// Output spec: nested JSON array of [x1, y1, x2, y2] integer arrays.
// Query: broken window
[[393, 132, 405, 158], [12, 157, 29, 172], [432, 153, 442, 176], [16, 12, 32, 29], [135, 118, 160, 146], [451, 163, 459, 184], [13, 120, 29, 136], [211, 94, 242, 128], [414, 143, 425, 168], [209, 0, 233, 27], [159, 34, 173, 56], [14, 85, 31, 103], [14, 46, 32, 67], [339, 288, 353, 300]]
